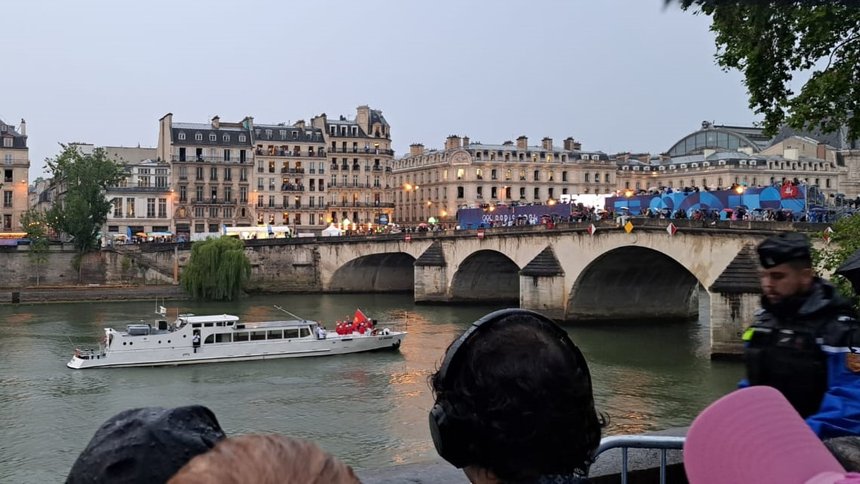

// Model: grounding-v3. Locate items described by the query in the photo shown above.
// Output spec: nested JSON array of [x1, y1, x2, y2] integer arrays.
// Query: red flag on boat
[[353, 309, 369, 326]]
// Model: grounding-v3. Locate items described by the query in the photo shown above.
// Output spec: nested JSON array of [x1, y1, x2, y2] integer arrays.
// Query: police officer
[[743, 232, 860, 438]]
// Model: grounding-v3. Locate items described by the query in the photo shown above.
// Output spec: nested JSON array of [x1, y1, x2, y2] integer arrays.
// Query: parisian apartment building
[[0, 118, 29, 235], [156, 105, 394, 240], [615, 122, 860, 205], [390, 134, 612, 225]]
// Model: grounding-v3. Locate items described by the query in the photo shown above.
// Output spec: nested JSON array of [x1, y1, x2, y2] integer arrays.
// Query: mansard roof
[[253, 124, 325, 144], [171, 122, 252, 147], [370, 109, 388, 127], [0, 119, 27, 149]]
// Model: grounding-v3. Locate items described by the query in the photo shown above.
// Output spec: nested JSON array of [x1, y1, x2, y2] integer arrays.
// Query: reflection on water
[[0, 294, 741, 483]]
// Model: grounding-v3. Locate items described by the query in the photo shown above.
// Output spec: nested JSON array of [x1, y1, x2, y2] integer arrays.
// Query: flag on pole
[[353, 309, 369, 326], [666, 223, 678, 236], [587, 224, 597, 236]]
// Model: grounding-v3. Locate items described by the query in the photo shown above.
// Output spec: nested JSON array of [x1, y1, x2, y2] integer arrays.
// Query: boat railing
[[593, 435, 685, 484], [74, 347, 107, 360]]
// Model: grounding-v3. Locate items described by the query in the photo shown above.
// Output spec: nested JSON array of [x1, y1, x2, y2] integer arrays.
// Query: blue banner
[[457, 204, 572, 228], [606, 185, 809, 216]]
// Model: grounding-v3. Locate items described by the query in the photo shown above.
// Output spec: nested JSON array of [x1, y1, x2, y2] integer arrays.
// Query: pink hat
[[684, 386, 860, 484]]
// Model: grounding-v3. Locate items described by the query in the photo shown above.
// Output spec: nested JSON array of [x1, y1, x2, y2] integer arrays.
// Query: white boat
[[67, 307, 406, 369]]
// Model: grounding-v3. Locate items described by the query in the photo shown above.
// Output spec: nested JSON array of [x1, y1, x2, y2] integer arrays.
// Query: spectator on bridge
[[429, 309, 602, 483], [742, 232, 860, 438]]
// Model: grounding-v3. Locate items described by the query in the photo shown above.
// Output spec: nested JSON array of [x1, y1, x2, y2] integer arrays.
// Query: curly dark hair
[[431, 312, 602, 482]]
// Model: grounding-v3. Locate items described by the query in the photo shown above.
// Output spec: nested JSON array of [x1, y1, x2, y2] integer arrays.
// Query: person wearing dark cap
[[66, 405, 226, 484], [743, 232, 860, 438]]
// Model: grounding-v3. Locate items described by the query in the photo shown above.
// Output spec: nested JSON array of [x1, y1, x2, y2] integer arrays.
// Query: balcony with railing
[[281, 184, 305, 193], [327, 147, 394, 156], [325, 201, 395, 208], [191, 198, 238, 205], [172, 155, 248, 164], [107, 185, 172, 194], [327, 182, 376, 189], [279, 168, 306, 174]]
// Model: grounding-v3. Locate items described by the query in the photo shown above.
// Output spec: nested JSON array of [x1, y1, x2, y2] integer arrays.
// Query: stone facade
[[392, 135, 610, 225], [312, 105, 395, 229], [250, 121, 328, 231], [157, 106, 394, 238], [100, 147, 173, 242], [0, 118, 29, 234], [158, 114, 255, 241], [617, 123, 859, 202]]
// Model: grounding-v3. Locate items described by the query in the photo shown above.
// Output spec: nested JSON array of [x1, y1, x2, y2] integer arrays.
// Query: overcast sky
[[4, 0, 757, 181]]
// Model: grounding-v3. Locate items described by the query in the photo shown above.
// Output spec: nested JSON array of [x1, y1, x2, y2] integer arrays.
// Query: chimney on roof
[[19, 119, 26, 136], [542, 137, 553, 151], [212, 116, 220, 129], [294, 120, 306, 129], [817, 142, 827, 160], [446, 135, 462, 151], [563, 137, 581, 151], [502, 140, 514, 146], [410, 143, 424, 157], [516, 136, 528, 150], [462, 136, 470, 147]]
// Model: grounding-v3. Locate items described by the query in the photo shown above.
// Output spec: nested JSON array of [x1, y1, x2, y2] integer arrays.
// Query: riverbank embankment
[[0, 284, 188, 305]]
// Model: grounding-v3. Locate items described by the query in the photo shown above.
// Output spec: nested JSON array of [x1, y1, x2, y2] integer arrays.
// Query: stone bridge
[[304, 219, 824, 356], [126, 219, 826, 356]]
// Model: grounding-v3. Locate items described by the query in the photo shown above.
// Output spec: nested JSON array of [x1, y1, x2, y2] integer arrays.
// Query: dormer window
[[178, 132, 186, 141], [239, 135, 246, 143], [209, 134, 216, 142], [266, 129, 272, 137], [280, 130, 287, 138], [223, 134, 230, 142], [195, 133, 203, 141]]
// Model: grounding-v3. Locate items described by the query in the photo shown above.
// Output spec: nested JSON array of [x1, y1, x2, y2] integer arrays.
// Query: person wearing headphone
[[429, 308, 602, 483]]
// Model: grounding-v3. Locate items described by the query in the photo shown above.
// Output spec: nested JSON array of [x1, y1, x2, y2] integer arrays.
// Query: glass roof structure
[[667, 125, 770, 157]]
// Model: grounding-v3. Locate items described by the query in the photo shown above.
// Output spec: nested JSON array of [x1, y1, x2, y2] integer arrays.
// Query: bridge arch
[[329, 252, 416, 293], [451, 249, 520, 302], [567, 246, 702, 322]]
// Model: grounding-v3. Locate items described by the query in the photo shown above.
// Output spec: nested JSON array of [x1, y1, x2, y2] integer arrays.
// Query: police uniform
[[742, 232, 860, 438]]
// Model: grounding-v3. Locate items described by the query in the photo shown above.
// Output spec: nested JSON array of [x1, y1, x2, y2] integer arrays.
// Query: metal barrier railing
[[594, 435, 685, 484]]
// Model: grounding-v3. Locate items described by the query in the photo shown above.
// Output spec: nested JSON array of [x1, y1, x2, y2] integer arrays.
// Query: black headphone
[[428, 308, 589, 469]]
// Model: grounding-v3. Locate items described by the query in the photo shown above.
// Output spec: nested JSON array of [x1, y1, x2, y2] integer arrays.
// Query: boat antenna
[[273, 305, 306, 322]]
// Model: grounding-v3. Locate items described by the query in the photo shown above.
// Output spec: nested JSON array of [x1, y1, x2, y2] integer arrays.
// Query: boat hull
[[66, 333, 405, 369]]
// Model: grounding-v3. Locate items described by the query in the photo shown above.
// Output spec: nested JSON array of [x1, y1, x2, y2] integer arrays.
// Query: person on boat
[[192, 331, 201, 353], [168, 434, 359, 484], [66, 405, 226, 484], [742, 232, 860, 438], [315, 325, 327, 340], [429, 308, 602, 483]]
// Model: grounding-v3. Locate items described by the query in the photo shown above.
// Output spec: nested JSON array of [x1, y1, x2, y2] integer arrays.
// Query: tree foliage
[[45, 146, 124, 253], [814, 214, 860, 303], [21, 209, 50, 286], [677, 1, 860, 140], [181, 236, 251, 301]]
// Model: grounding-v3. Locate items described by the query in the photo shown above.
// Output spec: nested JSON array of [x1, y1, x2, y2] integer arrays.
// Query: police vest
[[743, 312, 828, 418]]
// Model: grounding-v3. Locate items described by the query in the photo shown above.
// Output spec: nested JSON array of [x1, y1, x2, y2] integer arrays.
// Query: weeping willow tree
[[181, 237, 251, 301]]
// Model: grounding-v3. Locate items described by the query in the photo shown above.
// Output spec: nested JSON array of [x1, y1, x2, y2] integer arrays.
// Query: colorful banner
[[605, 185, 809, 216], [457, 204, 572, 228]]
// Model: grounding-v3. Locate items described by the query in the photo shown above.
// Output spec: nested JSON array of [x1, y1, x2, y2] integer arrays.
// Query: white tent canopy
[[321, 223, 342, 237]]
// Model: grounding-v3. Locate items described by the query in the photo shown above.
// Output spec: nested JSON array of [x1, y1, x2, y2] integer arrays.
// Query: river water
[[0, 293, 741, 482]]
